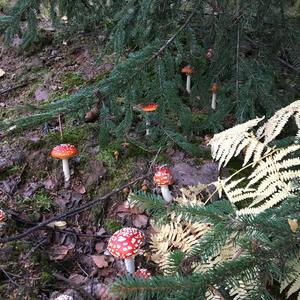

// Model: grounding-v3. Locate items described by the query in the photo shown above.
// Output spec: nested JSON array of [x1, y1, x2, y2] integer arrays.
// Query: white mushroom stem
[[186, 75, 191, 94], [211, 93, 217, 110], [146, 119, 150, 136], [160, 185, 173, 203], [124, 258, 135, 274], [62, 159, 70, 182]]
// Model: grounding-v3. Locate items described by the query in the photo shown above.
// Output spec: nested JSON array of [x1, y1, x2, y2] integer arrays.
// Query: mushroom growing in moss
[[181, 65, 193, 94], [210, 83, 219, 110], [140, 103, 159, 136], [51, 144, 78, 182]]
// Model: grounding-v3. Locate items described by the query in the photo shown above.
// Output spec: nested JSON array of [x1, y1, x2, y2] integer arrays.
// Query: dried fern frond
[[209, 117, 265, 168], [150, 219, 211, 275], [174, 183, 211, 206], [280, 254, 300, 299], [214, 145, 300, 215], [256, 100, 300, 144]]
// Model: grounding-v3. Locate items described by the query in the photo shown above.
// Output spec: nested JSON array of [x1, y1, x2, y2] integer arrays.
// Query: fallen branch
[[0, 175, 146, 243]]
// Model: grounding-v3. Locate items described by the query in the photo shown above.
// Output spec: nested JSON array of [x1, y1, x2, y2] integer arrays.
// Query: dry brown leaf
[[91, 255, 109, 268], [68, 274, 86, 285], [0, 69, 5, 77], [288, 218, 298, 233], [132, 214, 148, 228], [95, 242, 105, 253], [49, 245, 72, 260]]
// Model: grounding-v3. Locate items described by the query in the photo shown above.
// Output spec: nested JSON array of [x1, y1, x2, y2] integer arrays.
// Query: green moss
[[17, 190, 55, 217], [104, 218, 123, 234], [61, 72, 85, 89]]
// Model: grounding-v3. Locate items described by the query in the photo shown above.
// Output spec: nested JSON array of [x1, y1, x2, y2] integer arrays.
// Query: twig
[[235, 0, 241, 111], [23, 237, 48, 260], [150, 3, 200, 60], [53, 272, 95, 300], [0, 175, 146, 243], [58, 114, 63, 141], [0, 80, 33, 95], [0, 265, 22, 289]]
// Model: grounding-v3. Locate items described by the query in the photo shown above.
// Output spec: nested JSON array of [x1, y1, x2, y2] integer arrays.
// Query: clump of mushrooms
[[51, 144, 78, 183], [140, 103, 159, 136], [210, 83, 219, 110], [153, 165, 174, 203], [181, 65, 193, 94], [107, 227, 145, 274]]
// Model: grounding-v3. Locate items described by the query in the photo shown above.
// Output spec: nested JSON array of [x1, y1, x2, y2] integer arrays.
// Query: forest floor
[[0, 30, 221, 299]]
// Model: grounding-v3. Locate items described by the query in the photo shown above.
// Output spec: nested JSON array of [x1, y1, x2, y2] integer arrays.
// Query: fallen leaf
[[288, 219, 298, 233], [96, 227, 106, 236], [43, 177, 58, 190], [68, 274, 86, 285], [132, 214, 148, 228], [73, 183, 86, 194], [83, 160, 107, 188], [95, 242, 105, 253], [49, 245, 71, 260], [0, 69, 5, 77], [91, 255, 109, 268]]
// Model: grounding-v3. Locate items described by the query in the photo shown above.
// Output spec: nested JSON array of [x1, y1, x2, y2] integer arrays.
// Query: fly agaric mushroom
[[153, 165, 173, 203], [181, 65, 193, 94], [140, 103, 159, 136], [107, 227, 145, 274], [51, 144, 78, 183], [210, 83, 219, 110], [134, 268, 152, 279], [0, 209, 5, 222]]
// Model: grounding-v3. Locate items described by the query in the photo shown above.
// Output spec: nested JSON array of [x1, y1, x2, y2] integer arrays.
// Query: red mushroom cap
[[0, 210, 5, 222], [153, 165, 173, 186], [140, 103, 158, 112], [51, 144, 78, 159], [181, 65, 193, 75], [107, 227, 145, 259], [134, 268, 152, 279]]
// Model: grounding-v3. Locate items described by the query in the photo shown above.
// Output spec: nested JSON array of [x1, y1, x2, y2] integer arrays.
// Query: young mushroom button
[[134, 268, 152, 279], [153, 165, 174, 203], [51, 144, 78, 183], [107, 227, 145, 274]]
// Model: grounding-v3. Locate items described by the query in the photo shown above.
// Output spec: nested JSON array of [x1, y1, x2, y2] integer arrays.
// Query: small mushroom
[[210, 83, 219, 110], [140, 103, 159, 136], [134, 268, 152, 279], [114, 150, 120, 160], [153, 165, 174, 203], [181, 65, 194, 94], [51, 144, 78, 182], [0, 209, 5, 223], [107, 227, 145, 274]]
